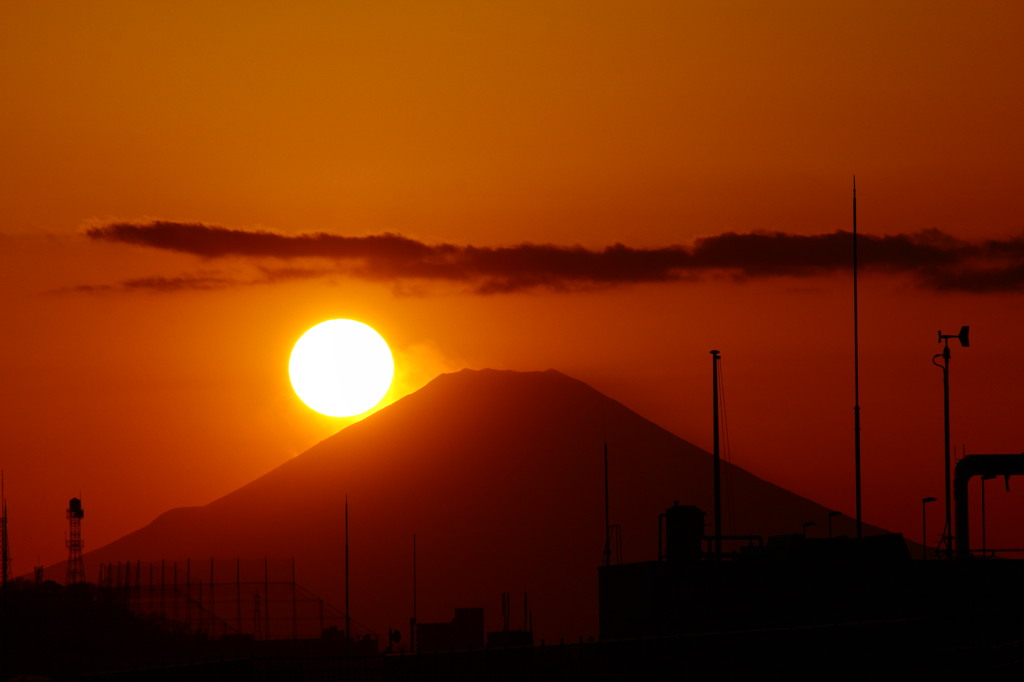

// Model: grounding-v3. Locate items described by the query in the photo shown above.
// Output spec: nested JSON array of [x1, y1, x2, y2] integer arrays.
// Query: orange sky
[[3, 1, 1024, 581]]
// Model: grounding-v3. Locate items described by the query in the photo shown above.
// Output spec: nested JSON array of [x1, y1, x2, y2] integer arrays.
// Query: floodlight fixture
[[938, 325, 970, 349]]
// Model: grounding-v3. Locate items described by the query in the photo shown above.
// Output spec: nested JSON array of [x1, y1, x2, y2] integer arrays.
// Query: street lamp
[[921, 496, 937, 560], [827, 511, 841, 540], [932, 326, 969, 558]]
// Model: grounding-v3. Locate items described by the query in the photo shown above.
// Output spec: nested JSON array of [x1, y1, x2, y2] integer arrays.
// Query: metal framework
[[97, 557, 351, 641]]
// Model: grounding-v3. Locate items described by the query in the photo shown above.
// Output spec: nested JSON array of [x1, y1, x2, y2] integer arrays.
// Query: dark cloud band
[[83, 221, 1024, 294]]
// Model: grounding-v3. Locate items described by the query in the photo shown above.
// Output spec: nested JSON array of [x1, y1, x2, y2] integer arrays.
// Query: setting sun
[[288, 319, 394, 417]]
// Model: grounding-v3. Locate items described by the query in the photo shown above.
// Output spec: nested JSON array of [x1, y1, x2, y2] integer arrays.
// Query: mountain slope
[[66, 368, 887, 641]]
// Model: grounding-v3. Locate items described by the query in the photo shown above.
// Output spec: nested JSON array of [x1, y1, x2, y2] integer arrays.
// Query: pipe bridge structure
[[954, 453, 1024, 559]]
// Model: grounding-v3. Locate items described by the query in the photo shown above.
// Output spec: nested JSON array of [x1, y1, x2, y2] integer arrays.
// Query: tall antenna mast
[[853, 176, 863, 539]]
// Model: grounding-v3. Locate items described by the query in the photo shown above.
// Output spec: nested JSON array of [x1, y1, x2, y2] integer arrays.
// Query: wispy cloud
[[68, 274, 238, 294], [81, 221, 1024, 294]]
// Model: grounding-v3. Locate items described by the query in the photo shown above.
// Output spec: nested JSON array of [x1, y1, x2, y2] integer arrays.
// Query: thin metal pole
[[210, 558, 215, 635], [603, 443, 611, 567], [933, 327, 968, 558], [853, 176, 863, 539], [711, 349, 722, 558], [942, 345, 952, 557], [1, 471, 9, 587], [922, 500, 927, 560], [411, 533, 417, 653], [345, 495, 350, 656], [291, 556, 298, 639], [981, 476, 988, 557], [236, 557, 241, 635], [173, 562, 178, 621], [921, 497, 936, 560]]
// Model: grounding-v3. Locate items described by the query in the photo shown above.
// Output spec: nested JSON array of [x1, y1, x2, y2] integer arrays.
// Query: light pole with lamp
[[932, 326, 969, 558]]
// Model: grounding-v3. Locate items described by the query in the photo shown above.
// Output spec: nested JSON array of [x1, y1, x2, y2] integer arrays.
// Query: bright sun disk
[[289, 319, 394, 417]]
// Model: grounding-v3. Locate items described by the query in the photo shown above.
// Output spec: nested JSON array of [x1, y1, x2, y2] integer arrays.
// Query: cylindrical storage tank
[[68, 497, 84, 518], [664, 503, 704, 562]]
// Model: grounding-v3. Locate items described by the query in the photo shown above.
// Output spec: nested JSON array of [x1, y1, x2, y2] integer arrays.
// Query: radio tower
[[65, 497, 85, 585]]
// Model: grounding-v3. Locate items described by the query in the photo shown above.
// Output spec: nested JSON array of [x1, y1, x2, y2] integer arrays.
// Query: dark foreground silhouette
[[18, 370, 1024, 678], [6, 551, 1024, 681]]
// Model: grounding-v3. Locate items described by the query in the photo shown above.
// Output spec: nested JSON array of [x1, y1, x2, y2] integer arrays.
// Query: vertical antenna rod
[[853, 176, 863, 539], [711, 350, 722, 558]]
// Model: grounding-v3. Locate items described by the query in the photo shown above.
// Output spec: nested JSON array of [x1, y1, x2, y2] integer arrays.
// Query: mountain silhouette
[[56, 369, 892, 642]]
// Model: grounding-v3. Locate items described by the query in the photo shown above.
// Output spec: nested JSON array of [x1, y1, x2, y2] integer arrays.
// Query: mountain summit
[[68, 368, 879, 641]]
